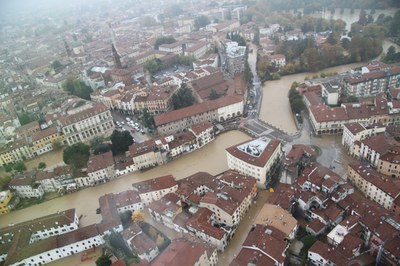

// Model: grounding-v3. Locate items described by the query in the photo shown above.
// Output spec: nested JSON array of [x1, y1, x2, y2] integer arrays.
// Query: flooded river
[[259, 63, 365, 134], [0, 131, 251, 229]]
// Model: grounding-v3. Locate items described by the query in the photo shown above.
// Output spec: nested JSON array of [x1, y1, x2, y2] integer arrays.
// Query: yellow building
[[0, 139, 33, 166], [0, 190, 13, 214], [30, 126, 64, 156]]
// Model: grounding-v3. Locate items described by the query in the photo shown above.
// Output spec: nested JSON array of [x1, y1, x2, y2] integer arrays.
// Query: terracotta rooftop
[[32, 126, 59, 142], [154, 95, 242, 126], [254, 204, 298, 237], [132, 175, 177, 194], [0, 209, 77, 244], [231, 224, 287, 266], [151, 238, 207, 266], [87, 151, 114, 174], [189, 121, 213, 135], [343, 122, 366, 135], [310, 105, 348, 123], [58, 102, 109, 127], [9, 172, 35, 187], [186, 207, 226, 239], [349, 163, 400, 197], [130, 232, 157, 256]]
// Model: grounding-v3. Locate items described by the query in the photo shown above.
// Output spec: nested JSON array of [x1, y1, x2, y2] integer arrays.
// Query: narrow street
[[217, 190, 269, 265]]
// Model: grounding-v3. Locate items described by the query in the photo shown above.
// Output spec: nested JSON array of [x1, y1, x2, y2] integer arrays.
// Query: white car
[[126, 117, 131, 122]]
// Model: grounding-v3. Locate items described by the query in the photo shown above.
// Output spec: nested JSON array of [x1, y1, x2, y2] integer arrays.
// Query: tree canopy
[[154, 37, 176, 50], [194, 15, 210, 31], [18, 113, 36, 126], [172, 84, 196, 110], [14, 161, 27, 173], [38, 162, 46, 170], [63, 143, 90, 169], [141, 108, 155, 129], [95, 255, 111, 266], [110, 130, 133, 155], [51, 60, 63, 73], [227, 32, 246, 46], [62, 78, 93, 100]]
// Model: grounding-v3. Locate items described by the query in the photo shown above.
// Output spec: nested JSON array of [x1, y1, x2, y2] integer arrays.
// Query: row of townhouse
[[343, 63, 400, 97], [124, 122, 215, 172], [0, 208, 79, 246], [347, 163, 400, 210], [90, 82, 179, 115], [58, 102, 115, 146], [342, 124, 400, 178], [154, 95, 244, 135], [0, 190, 19, 215], [0, 101, 114, 166], [336, 194, 400, 266], [7, 151, 116, 199], [306, 92, 400, 135], [146, 170, 257, 251]]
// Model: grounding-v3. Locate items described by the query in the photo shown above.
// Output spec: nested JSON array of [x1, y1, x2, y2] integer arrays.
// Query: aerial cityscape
[[1, 0, 400, 265]]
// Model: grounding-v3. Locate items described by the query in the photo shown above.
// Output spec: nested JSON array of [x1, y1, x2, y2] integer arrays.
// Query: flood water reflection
[[0, 131, 251, 228]]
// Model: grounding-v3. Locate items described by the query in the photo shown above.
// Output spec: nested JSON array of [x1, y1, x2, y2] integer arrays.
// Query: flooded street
[[259, 63, 364, 134], [24, 149, 65, 171], [0, 131, 251, 229], [217, 190, 269, 266]]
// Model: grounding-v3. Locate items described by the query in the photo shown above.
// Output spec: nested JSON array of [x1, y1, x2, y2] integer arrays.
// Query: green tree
[[346, 95, 359, 103], [389, 10, 400, 37], [177, 55, 195, 67], [119, 210, 133, 229], [0, 176, 11, 190], [4, 164, 14, 173], [358, 9, 368, 26], [209, 89, 219, 100], [172, 83, 196, 110], [154, 37, 176, 49], [110, 130, 133, 155], [291, 81, 299, 90], [227, 32, 246, 46], [51, 60, 63, 73], [62, 78, 93, 100], [18, 113, 35, 126], [144, 60, 165, 75], [38, 162, 46, 170], [95, 255, 112, 266], [194, 15, 210, 30], [63, 143, 90, 169], [141, 108, 155, 129], [304, 47, 322, 72], [52, 140, 63, 151], [13, 161, 26, 173]]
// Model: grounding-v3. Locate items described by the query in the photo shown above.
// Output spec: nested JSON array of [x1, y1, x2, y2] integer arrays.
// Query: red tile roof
[[87, 151, 114, 174], [232, 224, 287, 266], [151, 238, 207, 266], [154, 95, 242, 126], [32, 126, 59, 142], [58, 103, 109, 126], [186, 207, 226, 239], [132, 175, 177, 194], [310, 105, 348, 123]]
